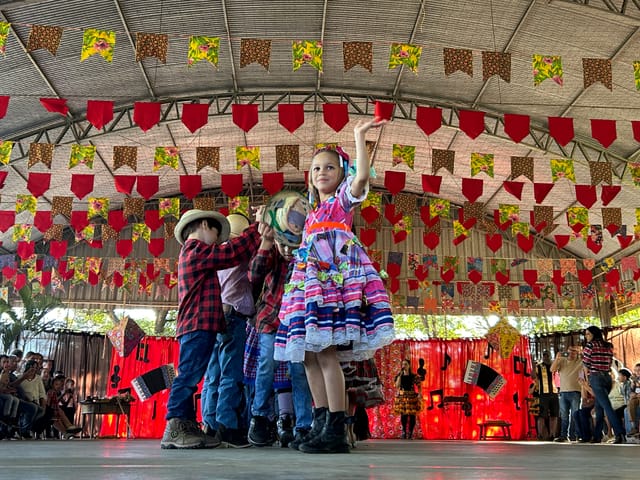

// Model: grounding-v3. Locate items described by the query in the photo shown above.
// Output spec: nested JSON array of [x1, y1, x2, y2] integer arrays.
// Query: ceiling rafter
[[220, 0, 238, 93], [561, 0, 640, 17]]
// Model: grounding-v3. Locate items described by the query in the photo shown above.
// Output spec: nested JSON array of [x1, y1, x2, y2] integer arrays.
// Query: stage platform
[[4, 438, 636, 479]]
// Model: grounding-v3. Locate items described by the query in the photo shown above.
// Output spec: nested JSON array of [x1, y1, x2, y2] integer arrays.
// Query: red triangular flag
[[41, 270, 52, 287], [232, 104, 259, 132], [606, 268, 620, 288], [148, 238, 165, 257], [133, 101, 161, 132], [421, 174, 442, 194], [590, 119, 616, 148], [523, 269, 538, 286], [14, 273, 26, 290], [384, 171, 405, 195], [33, 211, 52, 232], [458, 110, 485, 139], [113, 271, 123, 287], [179, 175, 202, 200], [574, 185, 597, 209], [2, 266, 15, 279], [392, 230, 407, 244], [416, 106, 442, 136], [486, 233, 502, 252], [548, 116, 574, 147], [618, 235, 634, 249], [461, 177, 483, 202], [70, 211, 89, 232], [552, 270, 565, 291], [586, 237, 602, 254], [114, 175, 136, 195], [408, 279, 420, 291], [70, 174, 94, 200], [278, 104, 304, 133], [503, 113, 530, 143], [632, 120, 640, 143], [384, 204, 399, 224], [0, 96, 9, 119], [0, 211, 15, 232], [468, 270, 482, 284], [494, 209, 511, 231], [322, 103, 349, 132], [359, 228, 377, 247], [360, 206, 380, 225], [49, 240, 67, 259], [39, 98, 68, 116], [374, 101, 394, 121], [262, 172, 284, 195], [533, 182, 554, 204], [386, 262, 401, 279], [555, 235, 570, 249], [578, 269, 593, 288], [601, 185, 621, 206], [0, 171, 7, 188], [136, 175, 159, 200], [16, 241, 35, 260], [517, 233, 534, 253], [503, 181, 524, 200], [86, 100, 114, 130], [415, 265, 429, 281], [108, 210, 128, 232], [144, 210, 164, 231], [116, 239, 133, 258], [26, 172, 51, 198], [181, 103, 209, 133], [495, 270, 509, 286], [441, 267, 455, 283], [423, 232, 440, 250], [221, 174, 243, 197]]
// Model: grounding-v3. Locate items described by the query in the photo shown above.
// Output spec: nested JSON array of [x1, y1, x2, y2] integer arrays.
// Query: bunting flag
[[374, 101, 394, 121], [132, 224, 151, 244], [532, 205, 554, 233], [384, 171, 405, 195], [503, 181, 524, 200], [470, 153, 494, 177], [262, 172, 284, 195], [567, 206, 589, 233], [159, 198, 180, 218], [394, 193, 416, 216], [461, 177, 483, 202], [278, 104, 304, 133], [236, 146, 260, 170], [590, 119, 617, 149], [181, 103, 209, 133], [0, 140, 13, 165], [589, 160, 612, 185], [113, 145, 138, 171], [135, 33, 168, 63], [229, 196, 250, 218], [360, 191, 382, 224], [240, 38, 271, 70], [292, 40, 323, 72], [421, 174, 442, 194], [510, 156, 534, 182], [220, 174, 243, 197], [0, 96, 8, 119], [504, 114, 530, 143], [196, 146, 220, 172], [27, 25, 63, 55], [416, 106, 442, 136], [459, 110, 485, 139], [123, 197, 145, 218], [498, 204, 519, 227], [630, 162, 640, 187], [462, 201, 484, 224], [635, 61, 640, 91], [12, 224, 31, 243], [26, 172, 50, 198], [70, 174, 95, 200], [532, 54, 563, 86], [136, 175, 159, 200], [388, 42, 422, 73], [443, 48, 473, 76], [322, 103, 349, 132], [80, 29, 115, 63], [582, 58, 612, 91], [574, 185, 597, 209], [275, 144, 299, 170], [392, 144, 415, 169], [187, 36, 219, 67], [179, 175, 202, 200], [153, 147, 180, 171], [548, 117, 574, 146], [432, 149, 454, 174], [40, 98, 68, 116], [0, 22, 10, 56], [232, 104, 259, 132], [192, 196, 214, 211], [15, 194, 36, 215], [343, 41, 373, 72], [68, 144, 96, 169], [28, 143, 54, 169], [482, 51, 511, 82], [602, 207, 622, 236], [51, 196, 72, 219], [133, 102, 161, 132], [550, 158, 576, 183], [86, 100, 114, 130], [87, 197, 109, 220]]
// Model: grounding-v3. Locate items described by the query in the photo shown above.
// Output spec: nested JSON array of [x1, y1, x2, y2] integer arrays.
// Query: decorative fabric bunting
[[504, 114, 530, 144], [26, 172, 51, 198], [322, 103, 349, 132], [70, 174, 94, 200], [101, 224, 119, 242], [533, 182, 554, 204], [630, 162, 640, 187], [503, 181, 524, 200], [634, 61, 640, 91], [108, 210, 128, 232], [582, 58, 612, 90], [153, 147, 180, 171], [240, 38, 271, 70], [15, 194, 36, 215], [40, 98, 68, 116], [181, 103, 209, 133], [28, 143, 54, 169], [394, 193, 416, 216], [133, 102, 161, 132], [196, 146, 220, 172], [113, 146, 138, 171], [602, 207, 622, 235], [51, 196, 72, 219], [80, 29, 115, 63], [384, 171, 405, 195], [574, 185, 597, 209], [443, 48, 473, 76], [421, 174, 442, 194], [278, 104, 304, 133], [392, 144, 415, 169], [532, 205, 554, 232], [86, 100, 114, 130], [27, 25, 63, 55], [33, 211, 52, 232], [137, 175, 159, 200], [229, 196, 250, 218], [567, 206, 589, 232], [221, 174, 243, 198], [374, 101, 394, 121], [0, 140, 12, 165], [343, 41, 373, 72], [187, 36, 219, 67], [360, 192, 382, 225], [159, 198, 180, 218], [510, 156, 534, 182], [44, 224, 63, 241], [179, 175, 202, 200], [560, 258, 577, 278], [232, 104, 259, 132], [459, 110, 485, 139], [590, 119, 616, 149], [550, 158, 576, 183], [498, 204, 519, 227], [135, 33, 168, 63], [388, 42, 422, 73], [114, 175, 134, 196], [470, 153, 494, 177], [532, 54, 563, 86], [275, 144, 299, 170], [0, 22, 10, 56], [69, 144, 96, 169], [192, 197, 213, 212], [589, 161, 612, 185], [87, 197, 109, 220], [416, 106, 442, 136], [292, 40, 323, 72], [122, 198, 144, 220], [548, 117, 574, 147], [432, 149, 454, 174], [482, 51, 511, 82], [461, 177, 483, 202], [132, 224, 151, 243], [0, 96, 8, 120], [236, 146, 260, 170]]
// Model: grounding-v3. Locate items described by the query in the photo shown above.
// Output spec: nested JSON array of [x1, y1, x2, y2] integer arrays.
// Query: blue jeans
[[166, 330, 216, 421], [558, 391, 581, 439], [201, 311, 247, 430], [252, 332, 276, 418], [573, 406, 593, 441], [289, 361, 312, 432], [589, 371, 624, 439]]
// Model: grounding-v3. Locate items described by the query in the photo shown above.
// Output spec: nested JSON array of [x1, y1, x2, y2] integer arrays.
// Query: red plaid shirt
[[582, 339, 614, 374], [249, 247, 290, 334], [176, 223, 260, 338]]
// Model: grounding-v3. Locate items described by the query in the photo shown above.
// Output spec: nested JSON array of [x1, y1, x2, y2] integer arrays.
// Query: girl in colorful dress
[[274, 117, 395, 453], [393, 359, 422, 439]]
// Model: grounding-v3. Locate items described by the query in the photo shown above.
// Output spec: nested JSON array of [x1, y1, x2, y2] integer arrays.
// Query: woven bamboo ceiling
[[1, 0, 640, 266]]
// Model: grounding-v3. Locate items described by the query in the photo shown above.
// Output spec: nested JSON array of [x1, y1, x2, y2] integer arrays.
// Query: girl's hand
[[354, 117, 388, 136], [252, 205, 266, 223]]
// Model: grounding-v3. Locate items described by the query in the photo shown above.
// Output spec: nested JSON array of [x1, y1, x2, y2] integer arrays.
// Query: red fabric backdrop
[[103, 336, 532, 439]]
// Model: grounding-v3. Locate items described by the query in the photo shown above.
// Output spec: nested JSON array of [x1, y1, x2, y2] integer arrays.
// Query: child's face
[[52, 378, 63, 391], [634, 365, 640, 377], [0, 357, 8, 370], [311, 151, 343, 197], [200, 220, 220, 245], [275, 241, 294, 261]]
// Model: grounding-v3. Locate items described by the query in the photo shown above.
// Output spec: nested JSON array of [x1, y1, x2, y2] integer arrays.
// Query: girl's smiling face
[[311, 151, 344, 201]]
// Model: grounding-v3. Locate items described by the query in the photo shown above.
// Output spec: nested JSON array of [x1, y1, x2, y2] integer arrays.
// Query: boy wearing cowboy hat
[[161, 209, 262, 450]]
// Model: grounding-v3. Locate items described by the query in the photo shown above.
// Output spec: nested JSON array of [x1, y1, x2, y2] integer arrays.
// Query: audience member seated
[[605, 368, 632, 442], [627, 363, 640, 436], [0, 354, 19, 427], [15, 356, 47, 438], [59, 378, 78, 425], [45, 376, 81, 438]]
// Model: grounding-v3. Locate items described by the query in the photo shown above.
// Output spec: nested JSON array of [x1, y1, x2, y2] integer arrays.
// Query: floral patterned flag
[[240, 38, 271, 70], [135, 32, 168, 63], [188, 36, 219, 67], [567, 206, 589, 230], [392, 144, 415, 169], [12, 224, 32, 242], [80, 29, 115, 63], [87, 197, 109, 220], [634, 61, 640, 91], [499, 204, 519, 224], [0, 22, 10, 56], [229, 196, 250, 218], [511, 222, 530, 238], [582, 58, 612, 91], [27, 25, 63, 55], [153, 147, 180, 171], [158, 198, 180, 219], [360, 191, 381, 224], [388, 43, 422, 74], [132, 223, 151, 243], [15, 194, 36, 215], [453, 220, 469, 241], [443, 48, 473, 77], [429, 198, 450, 218], [196, 146, 220, 172], [629, 162, 640, 187], [470, 153, 494, 177], [292, 40, 323, 72], [550, 158, 576, 183], [532, 54, 563, 86], [442, 256, 459, 274], [392, 215, 412, 243], [343, 41, 373, 72], [0, 140, 13, 165], [236, 146, 260, 170], [28, 143, 54, 169], [75, 225, 95, 243], [69, 144, 96, 169]]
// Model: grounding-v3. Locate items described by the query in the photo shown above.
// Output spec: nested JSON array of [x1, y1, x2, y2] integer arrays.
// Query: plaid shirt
[[249, 246, 290, 334], [176, 223, 260, 338], [582, 339, 614, 374]]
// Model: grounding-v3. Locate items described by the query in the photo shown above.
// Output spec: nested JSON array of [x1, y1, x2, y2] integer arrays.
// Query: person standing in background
[[534, 351, 559, 440], [393, 359, 422, 440], [551, 347, 582, 442]]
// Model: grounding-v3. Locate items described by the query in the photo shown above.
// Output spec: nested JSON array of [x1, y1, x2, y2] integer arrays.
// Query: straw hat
[[227, 213, 251, 238], [174, 209, 230, 245]]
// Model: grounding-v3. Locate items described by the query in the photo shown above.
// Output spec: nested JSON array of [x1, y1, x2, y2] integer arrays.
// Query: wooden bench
[[479, 420, 512, 441]]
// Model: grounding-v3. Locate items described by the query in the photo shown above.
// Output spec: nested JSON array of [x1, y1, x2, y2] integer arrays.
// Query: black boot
[[299, 411, 350, 454], [277, 414, 294, 448], [290, 407, 327, 450]]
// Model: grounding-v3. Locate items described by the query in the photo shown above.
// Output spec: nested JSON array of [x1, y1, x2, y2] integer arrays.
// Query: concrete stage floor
[[4, 438, 635, 479]]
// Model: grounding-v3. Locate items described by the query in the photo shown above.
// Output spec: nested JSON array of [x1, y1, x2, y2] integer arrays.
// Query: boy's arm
[[195, 223, 261, 271], [248, 225, 275, 285]]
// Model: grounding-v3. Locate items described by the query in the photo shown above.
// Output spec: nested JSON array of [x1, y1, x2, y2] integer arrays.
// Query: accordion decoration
[[463, 360, 506, 400], [131, 364, 176, 401]]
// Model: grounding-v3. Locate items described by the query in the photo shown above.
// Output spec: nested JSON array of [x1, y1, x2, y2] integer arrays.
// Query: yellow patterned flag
[[470, 153, 494, 177], [635, 61, 640, 91], [159, 198, 180, 219], [292, 40, 323, 72], [12, 224, 32, 242], [392, 144, 415, 170], [87, 197, 109, 220], [236, 146, 260, 170], [188, 36, 219, 67], [80, 29, 115, 63], [154, 147, 180, 171], [532, 54, 563, 86], [550, 158, 576, 183], [133, 223, 151, 243], [0, 22, 10, 56], [0, 140, 13, 164], [16, 194, 37, 215], [229, 196, 250, 218], [69, 144, 96, 169], [388, 43, 422, 73]]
